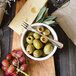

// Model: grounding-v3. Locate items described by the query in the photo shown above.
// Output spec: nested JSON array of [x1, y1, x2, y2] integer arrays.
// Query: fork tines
[[21, 21, 29, 29], [24, 22, 29, 26]]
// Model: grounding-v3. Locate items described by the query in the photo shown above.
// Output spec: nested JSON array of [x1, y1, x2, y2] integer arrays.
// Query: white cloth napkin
[[52, 0, 76, 45]]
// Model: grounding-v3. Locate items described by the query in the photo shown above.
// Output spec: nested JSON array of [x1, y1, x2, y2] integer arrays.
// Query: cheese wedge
[[9, 0, 47, 35]]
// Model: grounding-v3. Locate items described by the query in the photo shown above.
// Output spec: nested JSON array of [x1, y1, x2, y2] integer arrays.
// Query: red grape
[[11, 71, 18, 76], [19, 56, 26, 63], [11, 50, 17, 57], [5, 72, 10, 76], [16, 50, 23, 58], [2, 65, 8, 71], [12, 59, 18, 66], [20, 64, 28, 71], [2, 59, 9, 67], [6, 53, 12, 60], [7, 65, 15, 74], [12, 73, 18, 76]]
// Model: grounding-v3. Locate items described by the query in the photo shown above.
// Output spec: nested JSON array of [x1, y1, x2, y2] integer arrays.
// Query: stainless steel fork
[[22, 22, 64, 49]]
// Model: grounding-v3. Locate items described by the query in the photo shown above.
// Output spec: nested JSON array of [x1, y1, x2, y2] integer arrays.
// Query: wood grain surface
[[0, 69, 4, 76], [1, 0, 76, 76], [0, 3, 7, 25], [12, 0, 56, 76]]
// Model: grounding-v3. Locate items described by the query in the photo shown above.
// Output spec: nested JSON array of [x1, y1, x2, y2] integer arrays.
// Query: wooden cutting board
[[12, 0, 56, 76]]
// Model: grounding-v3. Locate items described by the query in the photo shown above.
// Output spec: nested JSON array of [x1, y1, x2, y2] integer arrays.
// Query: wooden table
[[0, 0, 76, 76]]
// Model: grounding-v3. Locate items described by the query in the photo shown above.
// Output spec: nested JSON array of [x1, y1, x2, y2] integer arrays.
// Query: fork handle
[[48, 38, 63, 49], [31, 29, 63, 49]]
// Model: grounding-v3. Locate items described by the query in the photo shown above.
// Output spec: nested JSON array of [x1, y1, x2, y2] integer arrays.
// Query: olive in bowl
[[43, 29, 50, 36], [26, 36, 34, 44], [33, 33, 40, 39], [40, 36, 48, 43], [44, 43, 53, 55], [26, 44, 35, 54], [21, 23, 58, 61], [33, 39, 43, 49], [27, 31, 33, 36], [37, 26, 44, 33], [33, 50, 42, 58]]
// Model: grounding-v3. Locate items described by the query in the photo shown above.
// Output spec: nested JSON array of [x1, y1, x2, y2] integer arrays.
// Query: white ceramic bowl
[[21, 23, 58, 61]]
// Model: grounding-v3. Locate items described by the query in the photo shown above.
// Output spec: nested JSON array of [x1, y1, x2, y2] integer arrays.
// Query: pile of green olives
[[25, 26, 53, 58]]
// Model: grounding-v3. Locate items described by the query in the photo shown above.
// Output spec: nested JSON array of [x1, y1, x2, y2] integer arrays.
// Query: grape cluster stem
[[16, 68, 30, 76]]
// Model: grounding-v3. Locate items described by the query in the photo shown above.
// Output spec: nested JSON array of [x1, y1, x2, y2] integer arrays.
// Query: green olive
[[44, 43, 53, 55], [25, 43, 28, 48], [33, 50, 42, 58], [26, 36, 34, 44], [43, 29, 50, 36], [33, 33, 40, 39], [40, 36, 48, 43], [26, 44, 35, 54], [27, 31, 33, 36], [48, 35, 53, 39], [33, 40, 43, 49], [42, 52, 46, 57], [37, 26, 44, 33]]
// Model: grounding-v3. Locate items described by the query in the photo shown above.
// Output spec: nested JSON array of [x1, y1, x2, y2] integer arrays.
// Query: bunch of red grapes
[[1, 50, 29, 76]]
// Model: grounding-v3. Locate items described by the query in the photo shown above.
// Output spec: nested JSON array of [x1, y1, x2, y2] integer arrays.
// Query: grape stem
[[16, 57, 19, 74], [16, 68, 30, 76]]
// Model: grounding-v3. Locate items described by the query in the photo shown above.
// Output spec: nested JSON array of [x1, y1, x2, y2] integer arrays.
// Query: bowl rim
[[21, 23, 58, 61]]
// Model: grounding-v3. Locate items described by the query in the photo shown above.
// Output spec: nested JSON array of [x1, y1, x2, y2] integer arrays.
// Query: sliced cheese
[[9, 0, 47, 35]]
